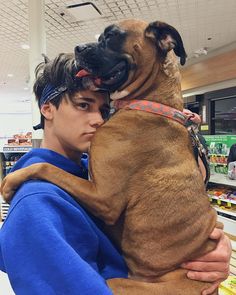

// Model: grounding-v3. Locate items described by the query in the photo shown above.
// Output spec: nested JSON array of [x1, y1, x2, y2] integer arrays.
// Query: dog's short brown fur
[[2, 20, 219, 294]]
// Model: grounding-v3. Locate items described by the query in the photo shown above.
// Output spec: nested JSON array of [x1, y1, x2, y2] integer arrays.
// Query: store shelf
[[1, 146, 31, 153], [217, 214, 236, 238], [231, 240, 236, 252], [209, 195, 236, 205], [0, 198, 9, 221], [209, 173, 236, 188], [209, 154, 228, 157], [214, 207, 236, 219], [210, 163, 227, 166]]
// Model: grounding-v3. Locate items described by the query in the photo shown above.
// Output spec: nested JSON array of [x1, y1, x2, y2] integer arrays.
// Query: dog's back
[[92, 108, 217, 282]]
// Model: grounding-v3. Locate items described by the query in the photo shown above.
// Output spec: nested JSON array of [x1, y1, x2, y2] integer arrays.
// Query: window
[[211, 97, 236, 134]]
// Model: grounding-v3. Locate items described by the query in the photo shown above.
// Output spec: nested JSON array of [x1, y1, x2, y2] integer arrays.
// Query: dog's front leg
[[1, 162, 126, 224], [107, 277, 217, 295]]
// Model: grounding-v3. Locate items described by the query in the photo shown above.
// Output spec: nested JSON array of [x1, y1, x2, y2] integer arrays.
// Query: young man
[[0, 53, 231, 295]]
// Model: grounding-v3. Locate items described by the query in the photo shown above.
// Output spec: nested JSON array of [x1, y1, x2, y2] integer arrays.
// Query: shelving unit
[[0, 147, 32, 221], [210, 173, 236, 188], [208, 172, 236, 277]]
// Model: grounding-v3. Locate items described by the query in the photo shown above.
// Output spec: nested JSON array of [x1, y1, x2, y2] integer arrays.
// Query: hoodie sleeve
[[0, 190, 113, 295]]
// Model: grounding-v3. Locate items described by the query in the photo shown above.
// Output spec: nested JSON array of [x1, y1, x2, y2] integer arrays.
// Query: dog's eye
[[104, 33, 119, 49], [106, 32, 115, 38]]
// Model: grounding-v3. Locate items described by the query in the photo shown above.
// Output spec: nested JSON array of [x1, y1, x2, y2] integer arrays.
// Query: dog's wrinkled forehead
[[98, 20, 187, 66], [98, 24, 127, 52]]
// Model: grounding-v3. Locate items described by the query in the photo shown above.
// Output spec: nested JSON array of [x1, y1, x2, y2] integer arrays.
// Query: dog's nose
[[75, 44, 88, 53]]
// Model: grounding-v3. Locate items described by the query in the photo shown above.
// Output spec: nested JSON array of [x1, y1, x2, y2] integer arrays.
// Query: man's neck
[[40, 138, 82, 165]]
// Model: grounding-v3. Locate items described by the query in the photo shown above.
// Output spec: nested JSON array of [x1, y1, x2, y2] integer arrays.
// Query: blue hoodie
[[0, 148, 128, 295]]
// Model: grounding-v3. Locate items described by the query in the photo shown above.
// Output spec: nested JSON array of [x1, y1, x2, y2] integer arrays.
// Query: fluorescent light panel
[[66, 2, 102, 22]]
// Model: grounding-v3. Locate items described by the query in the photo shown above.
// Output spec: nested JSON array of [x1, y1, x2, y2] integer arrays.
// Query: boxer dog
[[1, 20, 219, 294]]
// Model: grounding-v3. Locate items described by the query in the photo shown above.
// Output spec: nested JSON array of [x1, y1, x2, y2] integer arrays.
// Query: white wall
[[0, 113, 32, 137], [0, 90, 32, 138]]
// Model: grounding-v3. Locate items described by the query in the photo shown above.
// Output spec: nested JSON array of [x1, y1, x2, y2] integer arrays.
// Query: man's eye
[[78, 103, 89, 110]]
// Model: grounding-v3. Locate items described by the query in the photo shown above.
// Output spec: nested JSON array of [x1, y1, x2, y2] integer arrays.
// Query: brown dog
[[2, 19, 219, 294]]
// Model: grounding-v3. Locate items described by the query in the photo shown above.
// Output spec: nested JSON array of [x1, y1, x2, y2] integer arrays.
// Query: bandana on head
[[33, 83, 68, 130], [39, 84, 67, 107]]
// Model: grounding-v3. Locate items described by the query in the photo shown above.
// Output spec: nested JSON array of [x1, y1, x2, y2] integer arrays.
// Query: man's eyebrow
[[77, 97, 110, 108], [78, 97, 96, 103]]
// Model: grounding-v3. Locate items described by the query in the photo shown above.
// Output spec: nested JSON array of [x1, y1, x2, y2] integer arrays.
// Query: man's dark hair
[[33, 53, 83, 128]]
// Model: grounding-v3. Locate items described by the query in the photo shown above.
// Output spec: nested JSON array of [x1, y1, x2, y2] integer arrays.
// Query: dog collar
[[113, 99, 188, 126]]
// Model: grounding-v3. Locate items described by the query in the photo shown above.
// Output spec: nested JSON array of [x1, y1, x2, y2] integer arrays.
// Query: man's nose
[[90, 112, 104, 128]]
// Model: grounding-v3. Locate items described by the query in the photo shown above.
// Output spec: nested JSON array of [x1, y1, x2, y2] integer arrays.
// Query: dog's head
[[75, 19, 187, 101]]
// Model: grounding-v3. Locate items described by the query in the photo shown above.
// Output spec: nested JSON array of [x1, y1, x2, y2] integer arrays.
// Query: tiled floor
[[0, 271, 14, 295]]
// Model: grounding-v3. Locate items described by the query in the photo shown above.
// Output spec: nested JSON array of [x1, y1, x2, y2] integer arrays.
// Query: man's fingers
[[201, 281, 221, 295], [187, 270, 229, 282], [185, 250, 228, 262], [182, 261, 229, 272], [209, 228, 223, 240]]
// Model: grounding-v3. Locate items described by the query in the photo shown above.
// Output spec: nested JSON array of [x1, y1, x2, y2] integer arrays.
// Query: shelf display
[[0, 131, 32, 153], [220, 275, 236, 294], [0, 152, 29, 221], [204, 135, 236, 280], [204, 135, 236, 175], [208, 185, 236, 220]]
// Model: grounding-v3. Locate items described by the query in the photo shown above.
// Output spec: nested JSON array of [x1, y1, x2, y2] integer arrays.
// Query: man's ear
[[40, 103, 54, 122], [145, 21, 187, 65]]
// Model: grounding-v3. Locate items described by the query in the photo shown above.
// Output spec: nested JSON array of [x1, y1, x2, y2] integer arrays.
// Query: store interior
[[0, 0, 236, 294]]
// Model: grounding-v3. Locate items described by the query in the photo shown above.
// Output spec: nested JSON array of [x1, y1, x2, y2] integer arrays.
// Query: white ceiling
[[1, 0, 236, 110]]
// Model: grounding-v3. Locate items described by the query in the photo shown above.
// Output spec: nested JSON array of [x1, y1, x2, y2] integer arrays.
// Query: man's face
[[46, 90, 110, 161]]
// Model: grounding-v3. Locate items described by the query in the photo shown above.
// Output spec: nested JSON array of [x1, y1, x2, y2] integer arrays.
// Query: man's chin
[[78, 142, 91, 154]]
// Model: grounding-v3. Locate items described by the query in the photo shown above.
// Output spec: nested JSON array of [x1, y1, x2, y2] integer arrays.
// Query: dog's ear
[[145, 21, 187, 65]]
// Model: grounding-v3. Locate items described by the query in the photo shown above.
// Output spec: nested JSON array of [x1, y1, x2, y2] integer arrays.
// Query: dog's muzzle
[[75, 43, 130, 91]]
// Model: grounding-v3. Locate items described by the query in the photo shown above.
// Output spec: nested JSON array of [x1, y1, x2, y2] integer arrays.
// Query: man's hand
[[181, 228, 231, 295]]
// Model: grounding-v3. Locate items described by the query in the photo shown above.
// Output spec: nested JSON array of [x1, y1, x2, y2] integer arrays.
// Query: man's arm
[[107, 228, 231, 295], [0, 192, 113, 295], [181, 228, 231, 295]]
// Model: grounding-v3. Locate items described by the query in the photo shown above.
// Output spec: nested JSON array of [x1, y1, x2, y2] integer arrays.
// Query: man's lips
[[83, 132, 96, 137]]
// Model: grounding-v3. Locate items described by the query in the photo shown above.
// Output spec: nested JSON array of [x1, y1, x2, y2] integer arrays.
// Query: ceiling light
[[21, 44, 30, 50], [7, 74, 13, 77], [23, 87, 29, 90], [65, 2, 102, 22]]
